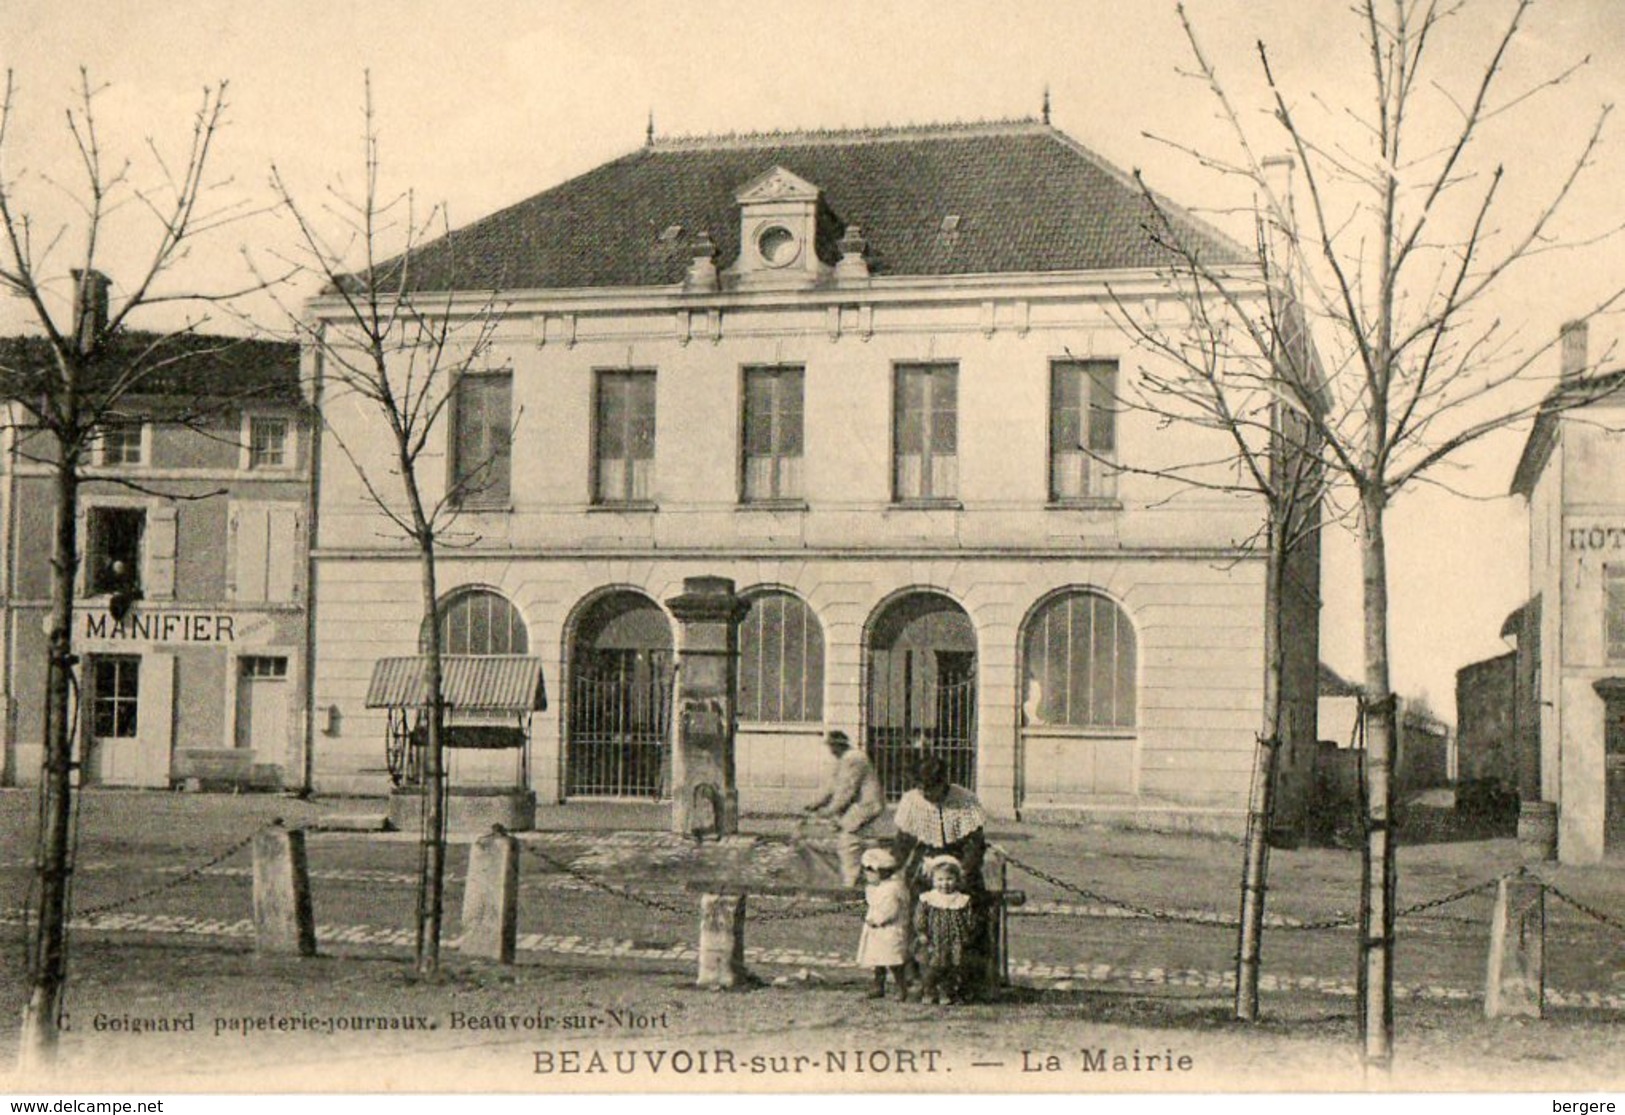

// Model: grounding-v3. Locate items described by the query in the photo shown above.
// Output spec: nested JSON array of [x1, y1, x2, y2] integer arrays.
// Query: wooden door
[[236, 656, 290, 759]]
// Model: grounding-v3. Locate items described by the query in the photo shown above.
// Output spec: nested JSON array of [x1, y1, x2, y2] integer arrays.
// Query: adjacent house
[[1509, 320, 1625, 862], [0, 295, 307, 792], [1312, 661, 1452, 839], [304, 118, 1323, 831]]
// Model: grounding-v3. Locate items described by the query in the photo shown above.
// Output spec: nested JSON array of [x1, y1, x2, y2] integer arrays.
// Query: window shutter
[[145, 505, 178, 601], [267, 507, 301, 602], [226, 504, 239, 600], [234, 503, 270, 603], [1087, 364, 1118, 453], [74, 506, 88, 595]]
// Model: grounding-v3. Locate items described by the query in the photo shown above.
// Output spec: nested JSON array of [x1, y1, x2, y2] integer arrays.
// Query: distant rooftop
[[1509, 367, 1625, 497], [0, 331, 301, 406]]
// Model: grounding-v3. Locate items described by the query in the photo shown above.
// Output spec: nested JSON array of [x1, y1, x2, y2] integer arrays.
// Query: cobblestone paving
[[8, 819, 1625, 1014], [4, 907, 1621, 1012]]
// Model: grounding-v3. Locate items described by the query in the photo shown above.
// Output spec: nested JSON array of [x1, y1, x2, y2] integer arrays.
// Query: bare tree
[[0, 68, 268, 1070], [261, 77, 508, 976], [1147, 0, 1625, 1066], [1106, 176, 1331, 1021]]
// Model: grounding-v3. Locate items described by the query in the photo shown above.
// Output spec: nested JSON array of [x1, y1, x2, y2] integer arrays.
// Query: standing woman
[[891, 754, 990, 997]]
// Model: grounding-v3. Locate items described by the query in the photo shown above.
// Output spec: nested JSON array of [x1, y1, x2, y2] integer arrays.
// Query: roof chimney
[[1258, 156, 1298, 298], [1560, 319, 1589, 381], [72, 269, 111, 349], [835, 225, 870, 281], [684, 232, 719, 293], [1260, 156, 1296, 239]]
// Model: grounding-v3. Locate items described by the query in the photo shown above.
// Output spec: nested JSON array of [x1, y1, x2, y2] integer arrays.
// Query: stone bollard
[[1484, 873, 1545, 1019], [252, 821, 316, 956], [460, 826, 520, 963], [696, 893, 750, 989]]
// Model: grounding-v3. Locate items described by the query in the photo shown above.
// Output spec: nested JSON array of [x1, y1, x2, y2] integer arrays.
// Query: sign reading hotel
[[1568, 524, 1625, 552], [78, 609, 276, 646]]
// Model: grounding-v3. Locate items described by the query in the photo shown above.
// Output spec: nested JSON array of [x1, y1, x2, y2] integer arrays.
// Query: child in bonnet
[[913, 854, 978, 1005], [856, 846, 910, 1000]]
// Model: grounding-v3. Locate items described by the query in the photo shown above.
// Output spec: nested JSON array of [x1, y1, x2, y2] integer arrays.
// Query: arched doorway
[[565, 591, 674, 799], [866, 591, 977, 799]]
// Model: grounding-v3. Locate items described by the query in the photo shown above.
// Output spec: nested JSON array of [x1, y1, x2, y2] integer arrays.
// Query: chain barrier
[[751, 896, 866, 923], [992, 844, 1246, 928], [1392, 876, 1502, 923], [1545, 882, 1625, 936], [74, 828, 263, 920], [991, 843, 1506, 933], [519, 841, 864, 922], [521, 841, 695, 917]]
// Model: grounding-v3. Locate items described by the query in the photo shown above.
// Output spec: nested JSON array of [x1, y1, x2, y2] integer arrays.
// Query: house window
[[240, 656, 289, 679], [247, 417, 290, 470], [91, 656, 140, 739], [894, 363, 957, 501], [450, 374, 512, 505], [1050, 359, 1119, 502], [86, 506, 145, 596], [428, 588, 529, 656], [741, 366, 804, 503], [1608, 566, 1625, 663], [738, 590, 824, 723], [99, 422, 144, 467], [594, 370, 656, 505], [1021, 590, 1136, 729]]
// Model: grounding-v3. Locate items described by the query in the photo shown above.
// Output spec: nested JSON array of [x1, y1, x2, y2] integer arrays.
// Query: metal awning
[[364, 655, 547, 713]]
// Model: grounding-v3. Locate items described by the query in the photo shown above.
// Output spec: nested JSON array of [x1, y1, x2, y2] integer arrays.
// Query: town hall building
[[304, 118, 1323, 830]]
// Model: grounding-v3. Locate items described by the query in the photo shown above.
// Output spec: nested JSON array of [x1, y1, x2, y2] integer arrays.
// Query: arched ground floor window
[[1019, 588, 1137, 801]]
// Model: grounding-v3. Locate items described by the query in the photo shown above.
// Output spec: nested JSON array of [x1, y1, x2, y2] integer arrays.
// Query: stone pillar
[[696, 893, 750, 989], [252, 822, 316, 956], [460, 827, 520, 963], [1484, 874, 1544, 1018], [665, 576, 749, 837]]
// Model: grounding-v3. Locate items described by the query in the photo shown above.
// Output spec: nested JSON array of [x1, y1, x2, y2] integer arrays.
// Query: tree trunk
[[19, 456, 82, 1071], [1235, 507, 1288, 1021], [413, 530, 446, 976], [1358, 484, 1397, 1068]]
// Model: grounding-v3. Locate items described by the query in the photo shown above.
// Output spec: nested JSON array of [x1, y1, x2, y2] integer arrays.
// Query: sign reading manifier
[[79, 610, 275, 645]]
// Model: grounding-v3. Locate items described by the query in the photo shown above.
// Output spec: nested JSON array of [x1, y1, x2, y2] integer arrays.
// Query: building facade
[[0, 331, 308, 792], [306, 120, 1322, 829], [1510, 321, 1625, 862], [1455, 650, 1517, 791]]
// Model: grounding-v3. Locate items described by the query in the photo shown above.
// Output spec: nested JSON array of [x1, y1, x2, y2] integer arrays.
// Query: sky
[[4, 0, 1624, 725]]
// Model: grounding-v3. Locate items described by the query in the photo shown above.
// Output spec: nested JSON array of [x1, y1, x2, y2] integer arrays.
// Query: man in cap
[[804, 729, 885, 886]]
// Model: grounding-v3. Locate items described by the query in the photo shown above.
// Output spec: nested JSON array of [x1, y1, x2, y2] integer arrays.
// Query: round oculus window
[[756, 225, 800, 267]]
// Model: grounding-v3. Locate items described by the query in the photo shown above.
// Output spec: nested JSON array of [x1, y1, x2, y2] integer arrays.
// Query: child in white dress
[[856, 847, 910, 1000]]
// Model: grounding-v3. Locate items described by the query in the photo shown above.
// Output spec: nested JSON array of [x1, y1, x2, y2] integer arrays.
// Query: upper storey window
[[246, 416, 291, 470], [1608, 565, 1625, 663], [1050, 359, 1119, 503], [97, 421, 145, 467], [893, 363, 957, 503], [450, 373, 513, 507], [741, 366, 804, 503], [87, 506, 145, 596], [594, 370, 656, 506]]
